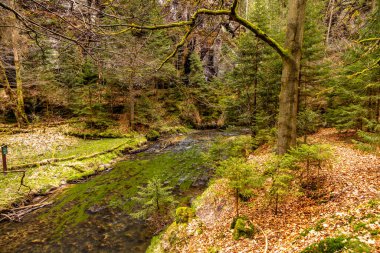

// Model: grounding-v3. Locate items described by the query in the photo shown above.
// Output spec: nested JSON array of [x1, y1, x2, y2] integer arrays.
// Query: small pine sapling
[[216, 157, 263, 217], [207, 136, 253, 163], [287, 144, 333, 184], [265, 157, 294, 215], [352, 130, 380, 154], [297, 109, 320, 143], [131, 177, 176, 220]]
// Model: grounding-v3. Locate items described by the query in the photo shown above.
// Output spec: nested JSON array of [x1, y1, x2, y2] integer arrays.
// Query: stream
[[0, 130, 246, 253]]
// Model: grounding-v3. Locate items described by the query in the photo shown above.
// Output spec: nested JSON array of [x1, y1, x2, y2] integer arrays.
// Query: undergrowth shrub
[[301, 236, 371, 253], [297, 109, 321, 143], [146, 129, 160, 141], [216, 157, 263, 217], [264, 156, 295, 215], [352, 130, 380, 154], [264, 144, 332, 214], [286, 144, 333, 184], [252, 128, 277, 149], [131, 177, 176, 219], [207, 135, 252, 162]]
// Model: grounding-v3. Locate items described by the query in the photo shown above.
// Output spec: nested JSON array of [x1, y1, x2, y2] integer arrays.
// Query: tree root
[[17, 170, 31, 193], [249, 219, 268, 253], [12, 156, 76, 170], [3, 170, 31, 193]]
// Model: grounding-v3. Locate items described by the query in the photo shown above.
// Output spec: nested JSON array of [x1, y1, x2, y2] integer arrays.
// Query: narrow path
[[310, 129, 379, 212]]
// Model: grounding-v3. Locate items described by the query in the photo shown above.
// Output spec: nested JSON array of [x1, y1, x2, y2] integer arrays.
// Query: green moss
[[353, 222, 367, 232], [300, 227, 313, 237], [231, 217, 255, 240], [207, 247, 220, 253], [39, 146, 205, 235], [301, 236, 371, 253], [9, 136, 145, 167], [300, 219, 329, 237], [175, 207, 195, 224], [0, 136, 145, 210], [146, 234, 164, 253], [66, 130, 126, 139], [315, 218, 326, 231], [368, 199, 379, 208], [146, 130, 160, 141]]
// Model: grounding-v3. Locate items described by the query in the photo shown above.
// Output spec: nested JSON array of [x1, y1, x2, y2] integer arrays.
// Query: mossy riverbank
[[0, 130, 231, 252], [0, 130, 146, 210]]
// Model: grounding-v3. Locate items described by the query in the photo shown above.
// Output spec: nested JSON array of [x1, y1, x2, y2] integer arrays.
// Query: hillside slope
[[149, 128, 380, 252]]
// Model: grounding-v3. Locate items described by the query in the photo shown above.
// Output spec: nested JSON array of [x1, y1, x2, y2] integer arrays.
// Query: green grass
[[0, 136, 146, 209], [8, 137, 141, 167]]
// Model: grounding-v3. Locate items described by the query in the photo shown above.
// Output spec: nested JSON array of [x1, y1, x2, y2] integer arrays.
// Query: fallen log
[[0, 202, 52, 222]]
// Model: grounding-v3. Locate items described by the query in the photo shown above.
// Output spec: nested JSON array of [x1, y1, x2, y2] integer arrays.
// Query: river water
[[0, 130, 245, 253]]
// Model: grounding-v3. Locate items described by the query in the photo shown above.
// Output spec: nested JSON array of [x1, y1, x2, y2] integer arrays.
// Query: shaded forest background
[[0, 0, 379, 138]]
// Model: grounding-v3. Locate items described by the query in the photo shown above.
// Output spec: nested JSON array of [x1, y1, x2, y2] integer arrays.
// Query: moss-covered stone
[[301, 236, 371, 253], [231, 217, 255, 240], [175, 207, 195, 224]]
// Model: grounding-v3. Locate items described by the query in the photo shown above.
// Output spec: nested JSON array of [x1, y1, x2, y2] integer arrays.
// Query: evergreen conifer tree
[[131, 177, 176, 219], [327, 2, 380, 132]]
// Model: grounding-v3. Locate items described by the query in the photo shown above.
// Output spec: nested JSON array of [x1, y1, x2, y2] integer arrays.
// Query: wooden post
[[1, 145, 8, 175]]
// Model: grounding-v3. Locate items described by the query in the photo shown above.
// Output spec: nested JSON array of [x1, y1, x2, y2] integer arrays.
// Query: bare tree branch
[[100, 3, 291, 61]]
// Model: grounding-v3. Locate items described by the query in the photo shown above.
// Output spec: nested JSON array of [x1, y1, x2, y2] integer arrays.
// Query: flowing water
[[0, 130, 245, 253]]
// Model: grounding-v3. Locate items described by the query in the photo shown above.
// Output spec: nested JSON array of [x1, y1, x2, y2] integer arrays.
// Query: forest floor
[[150, 128, 380, 252]]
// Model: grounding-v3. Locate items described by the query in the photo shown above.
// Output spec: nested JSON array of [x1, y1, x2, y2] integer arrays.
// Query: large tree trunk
[[326, 0, 334, 46], [10, 0, 28, 127], [277, 0, 307, 154], [1, 1, 28, 127], [251, 38, 259, 137], [0, 60, 15, 102], [12, 32, 29, 127], [129, 82, 135, 131]]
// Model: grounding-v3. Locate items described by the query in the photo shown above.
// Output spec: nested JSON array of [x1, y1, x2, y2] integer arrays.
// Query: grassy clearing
[[6, 135, 138, 167], [0, 135, 146, 210]]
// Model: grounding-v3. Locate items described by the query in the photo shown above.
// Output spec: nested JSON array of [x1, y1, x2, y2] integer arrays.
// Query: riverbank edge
[[146, 178, 232, 253], [0, 136, 147, 213]]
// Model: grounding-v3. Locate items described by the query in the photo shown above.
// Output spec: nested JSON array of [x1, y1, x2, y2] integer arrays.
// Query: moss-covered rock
[[175, 207, 195, 224], [231, 217, 255, 240], [66, 130, 126, 139], [301, 236, 371, 253], [146, 130, 160, 141]]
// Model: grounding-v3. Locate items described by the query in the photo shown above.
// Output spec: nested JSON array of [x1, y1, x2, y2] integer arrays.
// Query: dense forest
[[0, 0, 379, 252]]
